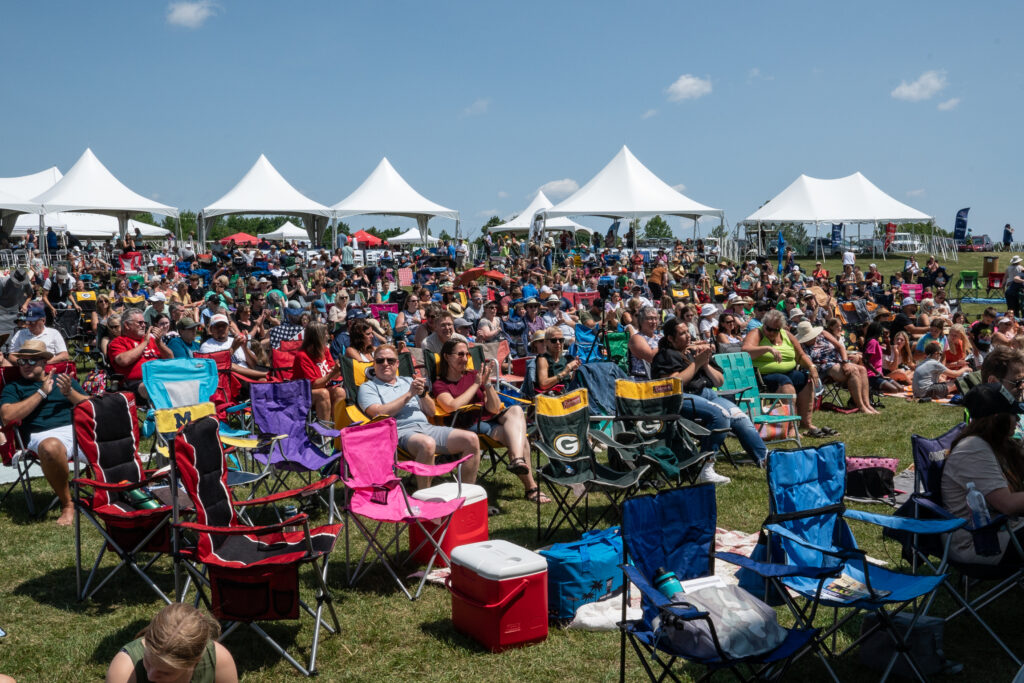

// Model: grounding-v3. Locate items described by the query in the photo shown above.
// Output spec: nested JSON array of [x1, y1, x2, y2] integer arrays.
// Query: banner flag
[[953, 208, 969, 242], [831, 223, 843, 250], [884, 222, 897, 250]]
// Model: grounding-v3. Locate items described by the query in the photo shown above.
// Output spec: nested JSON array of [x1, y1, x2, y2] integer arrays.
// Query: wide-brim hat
[[794, 320, 823, 344], [1012, 256, 1022, 265], [11, 339, 53, 360]]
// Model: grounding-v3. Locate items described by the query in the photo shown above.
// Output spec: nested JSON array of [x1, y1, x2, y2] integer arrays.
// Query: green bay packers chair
[[533, 389, 648, 543]]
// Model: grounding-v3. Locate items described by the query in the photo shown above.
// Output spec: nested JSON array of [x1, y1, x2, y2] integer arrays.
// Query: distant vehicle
[[888, 233, 926, 254], [957, 235, 994, 252], [805, 237, 861, 257]]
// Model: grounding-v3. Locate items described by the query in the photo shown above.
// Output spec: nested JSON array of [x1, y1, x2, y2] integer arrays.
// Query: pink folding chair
[[338, 418, 471, 600], [398, 268, 413, 288], [900, 283, 923, 302]]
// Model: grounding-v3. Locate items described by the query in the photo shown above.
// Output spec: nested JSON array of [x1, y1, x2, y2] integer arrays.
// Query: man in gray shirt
[[357, 344, 479, 489]]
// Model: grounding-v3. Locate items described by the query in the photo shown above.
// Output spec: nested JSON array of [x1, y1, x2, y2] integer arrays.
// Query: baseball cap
[[209, 314, 229, 326], [964, 383, 1024, 421], [177, 316, 199, 330], [149, 292, 166, 302], [901, 296, 918, 308], [24, 305, 45, 322]]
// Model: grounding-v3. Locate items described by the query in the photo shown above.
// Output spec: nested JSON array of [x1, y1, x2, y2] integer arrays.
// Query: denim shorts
[[762, 368, 809, 393]]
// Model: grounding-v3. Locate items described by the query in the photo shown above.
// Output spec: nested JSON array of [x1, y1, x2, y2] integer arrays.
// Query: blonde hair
[[138, 603, 220, 671]]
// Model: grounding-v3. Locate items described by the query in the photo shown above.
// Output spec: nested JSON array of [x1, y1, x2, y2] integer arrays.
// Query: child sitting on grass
[[913, 341, 970, 400]]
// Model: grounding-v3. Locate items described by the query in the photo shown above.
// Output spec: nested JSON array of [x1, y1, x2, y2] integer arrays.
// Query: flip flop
[[804, 428, 827, 438], [821, 426, 839, 436]]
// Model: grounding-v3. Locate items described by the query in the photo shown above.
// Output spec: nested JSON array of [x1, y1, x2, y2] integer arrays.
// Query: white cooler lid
[[412, 482, 487, 506], [450, 539, 547, 580]]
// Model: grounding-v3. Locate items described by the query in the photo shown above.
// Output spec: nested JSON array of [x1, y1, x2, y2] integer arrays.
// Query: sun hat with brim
[[700, 304, 718, 318], [11, 339, 53, 360], [447, 302, 464, 317], [964, 383, 1024, 421], [529, 330, 547, 346], [794, 320, 824, 344], [1012, 256, 1023, 265], [789, 307, 805, 321], [901, 296, 918, 308], [366, 318, 384, 334]]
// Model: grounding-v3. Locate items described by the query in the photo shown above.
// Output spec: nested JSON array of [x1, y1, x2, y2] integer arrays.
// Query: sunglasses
[[547, 338, 565, 344], [765, 325, 783, 332], [374, 357, 398, 366], [448, 351, 469, 358], [16, 358, 42, 366]]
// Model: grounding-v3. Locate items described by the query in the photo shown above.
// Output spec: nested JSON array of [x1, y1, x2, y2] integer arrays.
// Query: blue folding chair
[[619, 485, 839, 682], [570, 323, 605, 364], [763, 442, 965, 681]]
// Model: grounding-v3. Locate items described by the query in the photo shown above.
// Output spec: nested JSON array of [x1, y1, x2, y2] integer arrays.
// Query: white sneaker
[[697, 461, 731, 485]]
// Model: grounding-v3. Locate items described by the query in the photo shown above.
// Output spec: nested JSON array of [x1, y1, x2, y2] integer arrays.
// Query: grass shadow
[[13, 562, 177, 613], [90, 617, 149, 665], [419, 617, 488, 652]]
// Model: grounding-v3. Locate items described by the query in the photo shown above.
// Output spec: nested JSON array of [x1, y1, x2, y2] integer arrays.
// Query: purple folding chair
[[339, 417, 471, 600], [249, 380, 342, 512]]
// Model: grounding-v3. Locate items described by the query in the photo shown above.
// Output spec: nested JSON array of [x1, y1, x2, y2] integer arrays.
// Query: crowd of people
[[5, 228, 1024, 680]]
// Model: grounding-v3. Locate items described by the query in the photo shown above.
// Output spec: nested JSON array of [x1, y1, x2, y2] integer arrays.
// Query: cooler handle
[[445, 576, 529, 609]]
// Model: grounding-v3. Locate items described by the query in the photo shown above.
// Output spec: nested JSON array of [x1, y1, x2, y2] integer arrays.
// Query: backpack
[[845, 455, 898, 503]]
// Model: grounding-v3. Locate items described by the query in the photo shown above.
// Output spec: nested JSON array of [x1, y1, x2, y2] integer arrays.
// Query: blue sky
[[2, 1, 1021, 240]]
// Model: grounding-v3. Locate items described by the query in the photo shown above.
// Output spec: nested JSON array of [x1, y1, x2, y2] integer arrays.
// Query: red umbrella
[[352, 229, 383, 247], [218, 232, 259, 246], [483, 270, 507, 282], [455, 267, 485, 286]]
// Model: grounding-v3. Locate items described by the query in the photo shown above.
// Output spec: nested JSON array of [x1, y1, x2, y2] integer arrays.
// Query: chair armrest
[[225, 400, 251, 414], [677, 418, 710, 438], [717, 551, 841, 580], [232, 475, 339, 508], [714, 387, 749, 399], [73, 471, 169, 491], [309, 422, 341, 438], [588, 429, 648, 450], [395, 452, 474, 477], [760, 393, 797, 401], [844, 508, 965, 535], [176, 513, 308, 536], [765, 523, 865, 560]]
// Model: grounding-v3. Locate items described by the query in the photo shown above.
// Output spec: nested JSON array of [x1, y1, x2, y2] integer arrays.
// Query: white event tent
[[388, 227, 440, 245], [489, 191, 592, 236], [538, 146, 723, 245], [261, 220, 310, 243], [0, 167, 61, 236], [201, 154, 331, 247], [331, 158, 459, 248], [30, 149, 178, 241], [742, 172, 933, 258]]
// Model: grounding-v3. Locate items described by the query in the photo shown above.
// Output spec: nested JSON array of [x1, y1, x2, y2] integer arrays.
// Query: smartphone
[[0, 626, 6, 638]]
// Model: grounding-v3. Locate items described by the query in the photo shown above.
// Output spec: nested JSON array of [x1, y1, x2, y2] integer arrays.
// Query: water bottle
[[965, 482, 991, 528], [654, 567, 684, 599], [119, 481, 161, 510]]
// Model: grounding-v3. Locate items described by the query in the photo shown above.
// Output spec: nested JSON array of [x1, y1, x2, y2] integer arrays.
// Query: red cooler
[[408, 483, 488, 566], [448, 540, 548, 652]]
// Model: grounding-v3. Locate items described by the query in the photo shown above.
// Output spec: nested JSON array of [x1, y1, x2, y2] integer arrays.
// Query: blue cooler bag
[[539, 526, 623, 620]]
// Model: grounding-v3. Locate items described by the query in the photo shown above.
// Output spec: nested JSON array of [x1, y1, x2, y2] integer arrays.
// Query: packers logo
[[553, 433, 581, 456], [637, 420, 662, 437]]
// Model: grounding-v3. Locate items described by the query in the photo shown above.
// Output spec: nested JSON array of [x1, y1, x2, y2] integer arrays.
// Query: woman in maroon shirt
[[291, 322, 344, 423], [432, 339, 549, 503]]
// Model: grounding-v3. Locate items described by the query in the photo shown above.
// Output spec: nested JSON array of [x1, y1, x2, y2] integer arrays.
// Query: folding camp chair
[[987, 272, 1006, 297], [619, 485, 838, 683], [142, 358, 268, 492], [604, 331, 630, 374], [956, 270, 981, 297], [249, 380, 342, 508], [762, 441, 964, 681], [533, 389, 648, 543], [0, 361, 76, 518], [886, 424, 1023, 666], [595, 378, 714, 486], [72, 392, 181, 603], [270, 347, 297, 381], [570, 323, 605, 364], [955, 370, 982, 397], [334, 352, 416, 428], [170, 413, 342, 677], [713, 352, 802, 448], [338, 417, 471, 600]]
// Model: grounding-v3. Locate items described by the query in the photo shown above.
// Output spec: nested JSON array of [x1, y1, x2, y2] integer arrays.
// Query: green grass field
[[2, 248, 1022, 682]]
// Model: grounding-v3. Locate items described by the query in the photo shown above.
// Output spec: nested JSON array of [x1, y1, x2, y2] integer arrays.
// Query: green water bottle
[[119, 481, 161, 510]]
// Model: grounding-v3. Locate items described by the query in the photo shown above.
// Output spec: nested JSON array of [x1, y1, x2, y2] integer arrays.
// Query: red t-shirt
[[108, 335, 162, 380], [433, 370, 490, 418], [292, 349, 334, 381]]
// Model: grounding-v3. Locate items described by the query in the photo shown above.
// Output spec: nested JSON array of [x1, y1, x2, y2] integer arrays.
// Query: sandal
[[525, 487, 551, 504], [507, 455, 530, 476], [821, 426, 839, 436], [804, 428, 827, 438]]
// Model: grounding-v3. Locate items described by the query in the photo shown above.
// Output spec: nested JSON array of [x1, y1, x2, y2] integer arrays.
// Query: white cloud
[[641, 109, 658, 119], [672, 183, 687, 193], [747, 67, 774, 82], [461, 98, 490, 117], [891, 70, 947, 101], [937, 97, 961, 111], [477, 209, 498, 218], [166, 1, 219, 29], [906, 189, 926, 197], [536, 178, 579, 200], [665, 74, 712, 102], [497, 190, 508, 199]]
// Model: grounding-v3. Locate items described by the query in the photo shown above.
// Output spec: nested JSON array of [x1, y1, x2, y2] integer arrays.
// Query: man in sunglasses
[[4, 303, 69, 366], [0, 340, 88, 526], [358, 344, 480, 489]]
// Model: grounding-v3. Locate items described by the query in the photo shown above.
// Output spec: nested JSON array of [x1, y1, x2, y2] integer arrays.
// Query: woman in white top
[[627, 307, 663, 379]]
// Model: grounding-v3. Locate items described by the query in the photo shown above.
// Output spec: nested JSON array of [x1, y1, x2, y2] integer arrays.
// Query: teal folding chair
[[713, 352, 802, 448]]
